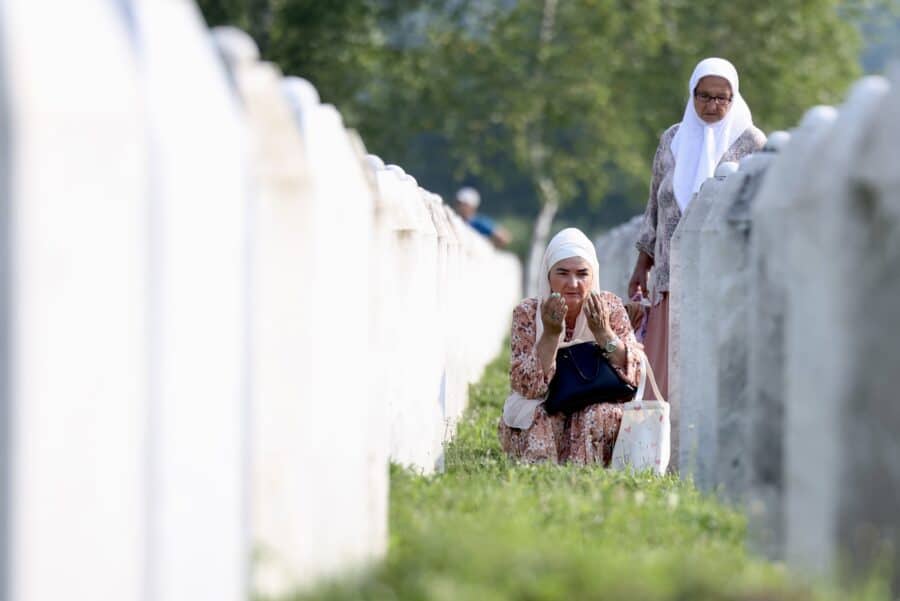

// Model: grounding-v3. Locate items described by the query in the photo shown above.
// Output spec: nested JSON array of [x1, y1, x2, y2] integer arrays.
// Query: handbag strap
[[635, 351, 666, 403]]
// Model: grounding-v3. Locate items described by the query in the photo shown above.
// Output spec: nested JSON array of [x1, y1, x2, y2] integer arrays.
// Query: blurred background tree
[[197, 0, 891, 272]]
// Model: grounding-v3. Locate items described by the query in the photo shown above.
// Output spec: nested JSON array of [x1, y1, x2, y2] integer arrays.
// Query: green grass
[[281, 347, 891, 601]]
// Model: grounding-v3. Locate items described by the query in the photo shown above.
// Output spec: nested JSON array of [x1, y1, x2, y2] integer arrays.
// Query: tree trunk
[[524, 0, 561, 297], [526, 176, 560, 297]]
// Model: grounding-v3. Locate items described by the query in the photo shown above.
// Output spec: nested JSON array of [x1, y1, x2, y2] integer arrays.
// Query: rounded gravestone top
[[738, 153, 762, 171], [846, 75, 890, 107], [366, 154, 385, 171], [386, 165, 407, 178], [715, 161, 739, 179], [282, 76, 320, 108], [319, 104, 344, 127], [763, 130, 791, 153], [800, 105, 838, 130], [212, 27, 260, 65]]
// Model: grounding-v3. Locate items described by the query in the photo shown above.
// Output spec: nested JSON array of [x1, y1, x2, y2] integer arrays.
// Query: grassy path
[[289, 348, 888, 601]]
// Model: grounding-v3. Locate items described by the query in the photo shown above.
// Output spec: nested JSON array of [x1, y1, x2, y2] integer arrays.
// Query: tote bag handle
[[633, 351, 665, 404]]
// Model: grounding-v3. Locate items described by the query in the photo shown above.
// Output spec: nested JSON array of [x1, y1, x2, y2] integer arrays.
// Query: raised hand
[[627, 270, 647, 300], [540, 292, 567, 335], [584, 292, 613, 339], [628, 251, 653, 299]]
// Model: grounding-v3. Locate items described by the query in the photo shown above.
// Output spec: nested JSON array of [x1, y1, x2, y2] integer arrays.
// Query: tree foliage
[[404, 0, 863, 216], [195, 0, 423, 131], [195, 0, 865, 230]]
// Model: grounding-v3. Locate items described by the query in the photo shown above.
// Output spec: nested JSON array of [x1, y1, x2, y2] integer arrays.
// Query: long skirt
[[498, 403, 623, 466], [642, 292, 669, 401]]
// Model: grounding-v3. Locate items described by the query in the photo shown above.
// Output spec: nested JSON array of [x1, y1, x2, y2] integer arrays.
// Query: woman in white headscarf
[[499, 228, 642, 465], [628, 58, 766, 400]]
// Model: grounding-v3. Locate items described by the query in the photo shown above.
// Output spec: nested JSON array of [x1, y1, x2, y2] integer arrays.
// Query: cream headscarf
[[502, 228, 602, 429], [671, 57, 754, 211]]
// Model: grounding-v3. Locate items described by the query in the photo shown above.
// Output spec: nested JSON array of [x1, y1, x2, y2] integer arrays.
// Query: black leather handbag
[[544, 341, 637, 415]]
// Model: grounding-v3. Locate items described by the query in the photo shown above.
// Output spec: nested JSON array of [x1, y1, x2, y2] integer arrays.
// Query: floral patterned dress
[[498, 292, 642, 466]]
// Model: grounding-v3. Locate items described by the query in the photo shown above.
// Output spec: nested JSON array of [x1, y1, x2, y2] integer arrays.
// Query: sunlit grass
[[281, 347, 890, 601]]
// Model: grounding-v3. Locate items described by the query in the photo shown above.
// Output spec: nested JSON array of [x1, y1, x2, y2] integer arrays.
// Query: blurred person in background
[[628, 57, 765, 400], [455, 186, 511, 249]]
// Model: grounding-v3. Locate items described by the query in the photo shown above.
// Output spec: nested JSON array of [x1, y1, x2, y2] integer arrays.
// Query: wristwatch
[[600, 336, 620, 358]]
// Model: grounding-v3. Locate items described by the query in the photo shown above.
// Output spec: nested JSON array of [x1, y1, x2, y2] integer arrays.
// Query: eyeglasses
[[695, 92, 732, 105]]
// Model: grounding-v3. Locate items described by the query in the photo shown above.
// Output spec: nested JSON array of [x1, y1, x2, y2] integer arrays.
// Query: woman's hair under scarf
[[670, 57, 754, 211], [502, 227, 602, 429]]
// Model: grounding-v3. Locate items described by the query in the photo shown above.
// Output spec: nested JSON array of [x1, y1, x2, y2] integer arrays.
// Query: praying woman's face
[[693, 75, 733, 124], [548, 257, 593, 315]]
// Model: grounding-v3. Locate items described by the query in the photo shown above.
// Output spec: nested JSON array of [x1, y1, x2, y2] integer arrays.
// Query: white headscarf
[[503, 228, 601, 429], [670, 57, 754, 211]]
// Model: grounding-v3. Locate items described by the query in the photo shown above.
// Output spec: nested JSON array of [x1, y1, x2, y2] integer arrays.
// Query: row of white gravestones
[[213, 27, 381, 595], [682, 70, 900, 586], [0, 2, 521, 600], [363, 158, 520, 473], [216, 30, 521, 588], [597, 68, 900, 590]]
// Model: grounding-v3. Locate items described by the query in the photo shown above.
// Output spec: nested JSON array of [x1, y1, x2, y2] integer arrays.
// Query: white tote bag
[[611, 353, 670, 475]]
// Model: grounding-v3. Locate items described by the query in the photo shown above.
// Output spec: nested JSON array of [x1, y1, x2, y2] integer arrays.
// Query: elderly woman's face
[[548, 257, 593, 308], [693, 75, 733, 124]]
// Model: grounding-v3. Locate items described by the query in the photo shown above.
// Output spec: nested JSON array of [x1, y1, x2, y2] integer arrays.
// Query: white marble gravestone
[[282, 74, 386, 576], [746, 105, 838, 558], [782, 75, 895, 584], [214, 29, 311, 594], [831, 71, 900, 591], [385, 167, 444, 473], [361, 153, 394, 558], [3, 2, 150, 600], [368, 164, 412, 464], [135, 2, 249, 599], [216, 26, 384, 595], [684, 161, 767, 491], [669, 162, 738, 474], [440, 205, 469, 430], [712, 150, 777, 503], [425, 192, 458, 435], [595, 215, 643, 300]]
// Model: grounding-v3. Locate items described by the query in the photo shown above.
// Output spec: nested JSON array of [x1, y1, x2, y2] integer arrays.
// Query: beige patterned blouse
[[636, 124, 766, 304], [498, 292, 643, 465]]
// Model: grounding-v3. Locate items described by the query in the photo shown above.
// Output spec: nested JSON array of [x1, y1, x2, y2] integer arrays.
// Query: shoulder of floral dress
[[513, 297, 539, 320], [598, 290, 626, 309], [740, 125, 767, 151], [660, 123, 680, 145]]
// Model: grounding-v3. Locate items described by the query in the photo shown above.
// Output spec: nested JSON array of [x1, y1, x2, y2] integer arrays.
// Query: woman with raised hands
[[499, 228, 642, 465]]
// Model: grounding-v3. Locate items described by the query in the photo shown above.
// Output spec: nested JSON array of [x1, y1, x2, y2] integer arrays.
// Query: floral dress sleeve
[[721, 126, 767, 163], [601, 291, 642, 388], [509, 298, 555, 399], [635, 129, 669, 257]]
